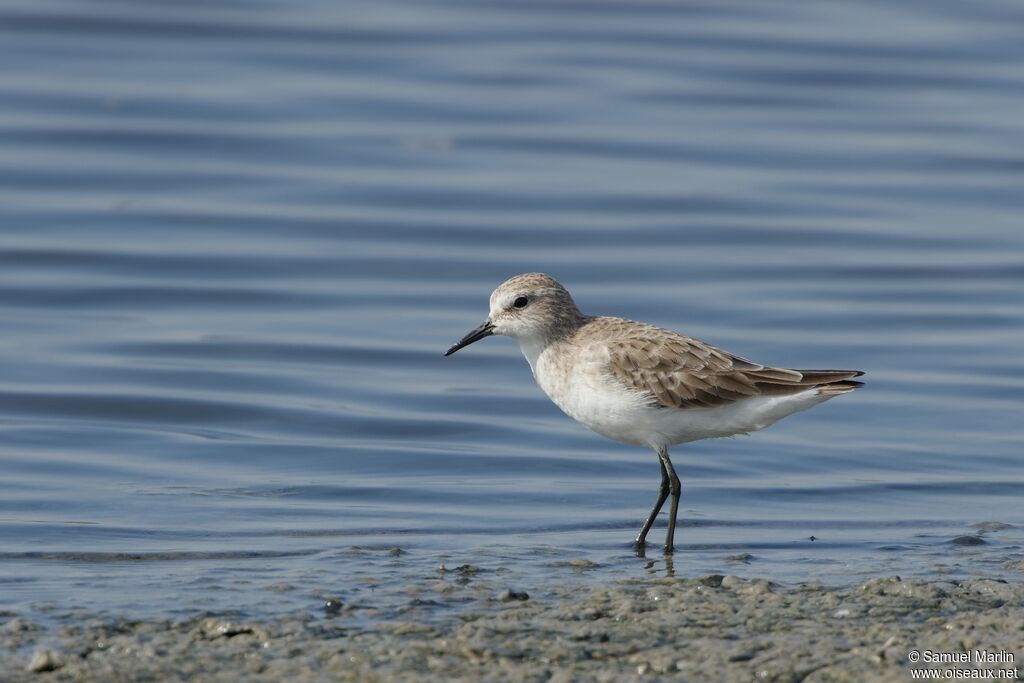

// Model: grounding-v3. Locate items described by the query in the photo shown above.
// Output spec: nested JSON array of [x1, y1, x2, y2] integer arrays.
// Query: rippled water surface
[[1, 0, 1023, 623]]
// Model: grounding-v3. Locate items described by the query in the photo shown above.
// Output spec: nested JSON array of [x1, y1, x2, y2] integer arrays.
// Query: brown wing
[[595, 318, 863, 409]]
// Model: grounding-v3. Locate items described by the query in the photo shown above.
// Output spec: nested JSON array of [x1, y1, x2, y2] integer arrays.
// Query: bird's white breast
[[527, 340, 655, 447]]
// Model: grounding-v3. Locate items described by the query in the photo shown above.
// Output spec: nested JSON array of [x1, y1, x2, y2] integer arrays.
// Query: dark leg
[[659, 448, 682, 553], [634, 456, 670, 548]]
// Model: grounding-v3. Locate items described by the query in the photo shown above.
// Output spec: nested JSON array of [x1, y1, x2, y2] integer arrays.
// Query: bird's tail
[[796, 370, 865, 396]]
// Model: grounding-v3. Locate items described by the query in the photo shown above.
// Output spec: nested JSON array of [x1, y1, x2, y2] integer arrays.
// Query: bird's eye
[[513, 296, 529, 309]]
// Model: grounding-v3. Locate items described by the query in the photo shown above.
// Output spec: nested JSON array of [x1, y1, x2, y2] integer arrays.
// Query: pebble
[[495, 589, 529, 602], [28, 649, 63, 673], [950, 535, 986, 546], [198, 619, 261, 639], [323, 597, 344, 616], [723, 552, 755, 563]]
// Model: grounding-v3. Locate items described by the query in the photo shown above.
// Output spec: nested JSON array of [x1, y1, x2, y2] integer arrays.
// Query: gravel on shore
[[2, 574, 1022, 682]]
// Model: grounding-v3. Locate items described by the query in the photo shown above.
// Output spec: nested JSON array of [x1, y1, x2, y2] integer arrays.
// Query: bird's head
[[444, 272, 583, 356]]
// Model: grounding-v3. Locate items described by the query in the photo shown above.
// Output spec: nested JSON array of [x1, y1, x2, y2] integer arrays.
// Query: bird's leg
[[634, 456, 670, 548], [659, 447, 682, 553]]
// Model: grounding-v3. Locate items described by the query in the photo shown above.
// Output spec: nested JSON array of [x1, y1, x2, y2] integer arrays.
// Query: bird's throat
[[517, 334, 549, 377]]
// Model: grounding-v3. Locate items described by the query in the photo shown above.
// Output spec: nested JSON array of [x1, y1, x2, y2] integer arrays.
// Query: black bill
[[444, 320, 494, 356]]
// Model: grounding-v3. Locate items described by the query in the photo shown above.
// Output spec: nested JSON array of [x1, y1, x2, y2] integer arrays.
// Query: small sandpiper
[[445, 273, 863, 553]]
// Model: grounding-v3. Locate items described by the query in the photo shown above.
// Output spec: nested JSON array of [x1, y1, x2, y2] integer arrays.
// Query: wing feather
[[585, 317, 863, 410]]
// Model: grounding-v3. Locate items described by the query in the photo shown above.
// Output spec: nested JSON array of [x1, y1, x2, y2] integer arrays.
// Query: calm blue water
[[1, 0, 1022, 624]]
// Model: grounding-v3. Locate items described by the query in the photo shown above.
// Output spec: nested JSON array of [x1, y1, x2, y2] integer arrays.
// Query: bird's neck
[[516, 315, 590, 376]]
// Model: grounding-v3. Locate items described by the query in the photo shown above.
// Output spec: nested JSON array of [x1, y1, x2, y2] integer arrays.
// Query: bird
[[444, 273, 863, 553]]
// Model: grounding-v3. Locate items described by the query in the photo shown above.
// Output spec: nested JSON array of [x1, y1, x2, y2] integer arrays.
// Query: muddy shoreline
[[3, 572, 1021, 682]]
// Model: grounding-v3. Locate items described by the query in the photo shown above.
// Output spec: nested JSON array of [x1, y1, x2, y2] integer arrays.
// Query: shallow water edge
[[3, 572, 1022, 682]]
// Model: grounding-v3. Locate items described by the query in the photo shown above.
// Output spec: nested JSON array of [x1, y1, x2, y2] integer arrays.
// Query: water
[[1, 0, 1022, 625]]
